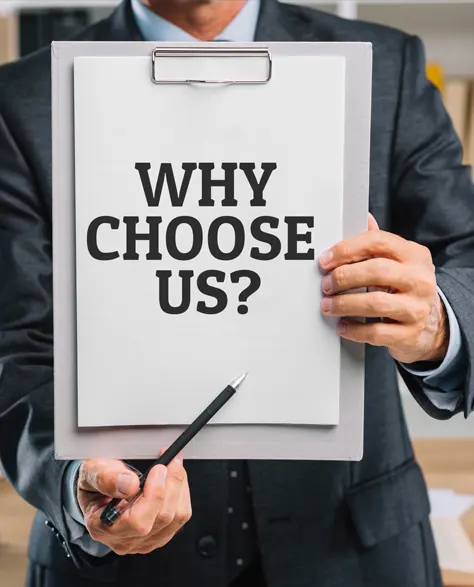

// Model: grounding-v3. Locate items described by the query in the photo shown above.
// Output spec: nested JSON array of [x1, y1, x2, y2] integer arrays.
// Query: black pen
[[100, 373, 248, 526]]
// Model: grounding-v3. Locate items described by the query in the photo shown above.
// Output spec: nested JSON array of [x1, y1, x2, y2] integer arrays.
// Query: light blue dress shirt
[[131, 0, 261, 42], [63, 0, 466, 556]]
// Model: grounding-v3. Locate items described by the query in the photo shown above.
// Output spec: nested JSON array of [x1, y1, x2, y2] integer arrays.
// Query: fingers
[[123, 464, 168, 535], [136, 468, 192, 554], [321, 258, 414, 295], [79, 459, 140, 499], [319, 214, 443, 363], [160, 466, 192, 534], [321, 291, 427, 322], [84, 456, 192, 556], [84, 464, 167, 540], [157, 457, 187, 528], [126, 456, 186, 536], [336, 320, 401, 347], [319, 230, 420, 271], [368, 213, 379, 232], [175, 474, 192, 527]]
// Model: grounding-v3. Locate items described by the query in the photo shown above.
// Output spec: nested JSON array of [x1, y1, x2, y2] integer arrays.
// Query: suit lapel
[[255, 0, 323, 42], [255, 0, 295, 41], [94, 0, 143, 42]]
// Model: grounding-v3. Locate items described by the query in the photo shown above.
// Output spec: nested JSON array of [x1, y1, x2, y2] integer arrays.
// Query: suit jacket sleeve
[[0, 104, 113, 568], [391, 35, 474, 420]]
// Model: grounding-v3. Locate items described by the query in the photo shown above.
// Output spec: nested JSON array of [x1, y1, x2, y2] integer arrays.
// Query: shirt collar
[[130, 0, 261, 43]]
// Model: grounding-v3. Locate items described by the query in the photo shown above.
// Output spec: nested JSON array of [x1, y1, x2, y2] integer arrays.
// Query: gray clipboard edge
[[52, 41, 372, 461]]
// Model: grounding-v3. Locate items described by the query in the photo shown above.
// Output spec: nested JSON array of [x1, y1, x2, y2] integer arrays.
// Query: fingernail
[[174, 452, 184, 466], [338, 321, 347, 336], [155, 466, 167, 488], [321, 297, 332, 313], [117, 473, 136, 496], [321, 274, 332, 294], [319, 249, 334, 266]]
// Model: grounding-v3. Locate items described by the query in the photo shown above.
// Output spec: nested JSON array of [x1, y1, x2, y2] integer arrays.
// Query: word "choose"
[[85, 162, 316, 315]]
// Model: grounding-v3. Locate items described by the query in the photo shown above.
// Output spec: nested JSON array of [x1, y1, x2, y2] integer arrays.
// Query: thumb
[[78, 459, 140, 499], [368, 213, 379, 232]]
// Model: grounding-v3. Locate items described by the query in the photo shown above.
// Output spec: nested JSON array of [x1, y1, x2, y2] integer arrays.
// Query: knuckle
[[365, 326, 377, 345], [112, 545, 129, 556], [372, 231, 389, 254], [337, 240, 350, 261], [418, 244, 432, 263], [371, 258, 386, 279], [334, 295, 346, 314], [80, 460, 124, 495], [416, 273, 436, 296], [78, 461, 89, 482], [367, 323, 384, 345], [370, 292, 390, 316], [93, 471, 105, 491], [137, 524, 152, 537], [79, 462, 96, 489], [175, 507, 192, 526], [423, 275, 435, 292], [406, 304, 419, 323], [156, 508, 174, 527], [332, 266, 347, 289], [81, 458, 96, 470], [130, 520, 152, 537], [169, 467, 186, 485], [94, 468, 114, 495]]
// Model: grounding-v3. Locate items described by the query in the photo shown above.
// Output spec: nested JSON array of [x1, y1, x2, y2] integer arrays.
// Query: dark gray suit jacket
[[1, 1, 473, 586]]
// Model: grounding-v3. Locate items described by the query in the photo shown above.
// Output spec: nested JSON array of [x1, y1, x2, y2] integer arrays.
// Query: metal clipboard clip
[[151, 47, 272, 85]]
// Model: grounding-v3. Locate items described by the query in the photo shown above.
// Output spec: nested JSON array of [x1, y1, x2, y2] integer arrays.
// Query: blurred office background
[[0, 1, 473, 586]]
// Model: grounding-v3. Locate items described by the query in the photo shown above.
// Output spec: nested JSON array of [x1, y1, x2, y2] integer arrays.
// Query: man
[[0, 0, 473, 586]]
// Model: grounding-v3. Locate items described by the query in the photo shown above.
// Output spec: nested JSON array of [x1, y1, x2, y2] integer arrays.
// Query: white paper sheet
[[429, 488, 474, 519], [431, 517, 474, 574], [73, 54, 346, 427]]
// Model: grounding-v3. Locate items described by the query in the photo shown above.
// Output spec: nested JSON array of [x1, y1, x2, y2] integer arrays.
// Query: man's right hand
[[76, 455, 192, 555]]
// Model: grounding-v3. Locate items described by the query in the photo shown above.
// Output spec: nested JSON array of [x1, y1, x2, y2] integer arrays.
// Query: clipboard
[[52, 41, 372, 461]]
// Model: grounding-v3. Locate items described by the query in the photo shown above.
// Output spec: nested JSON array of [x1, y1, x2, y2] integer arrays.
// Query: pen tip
[[230, 372, 248, 390]]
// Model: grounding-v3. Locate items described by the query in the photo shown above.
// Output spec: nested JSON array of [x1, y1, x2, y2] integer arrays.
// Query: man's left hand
[[319, 214, 449, 364]]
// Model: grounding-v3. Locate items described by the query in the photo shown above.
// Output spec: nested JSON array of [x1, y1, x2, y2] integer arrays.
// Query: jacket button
[[196, 535, 217, 557]]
